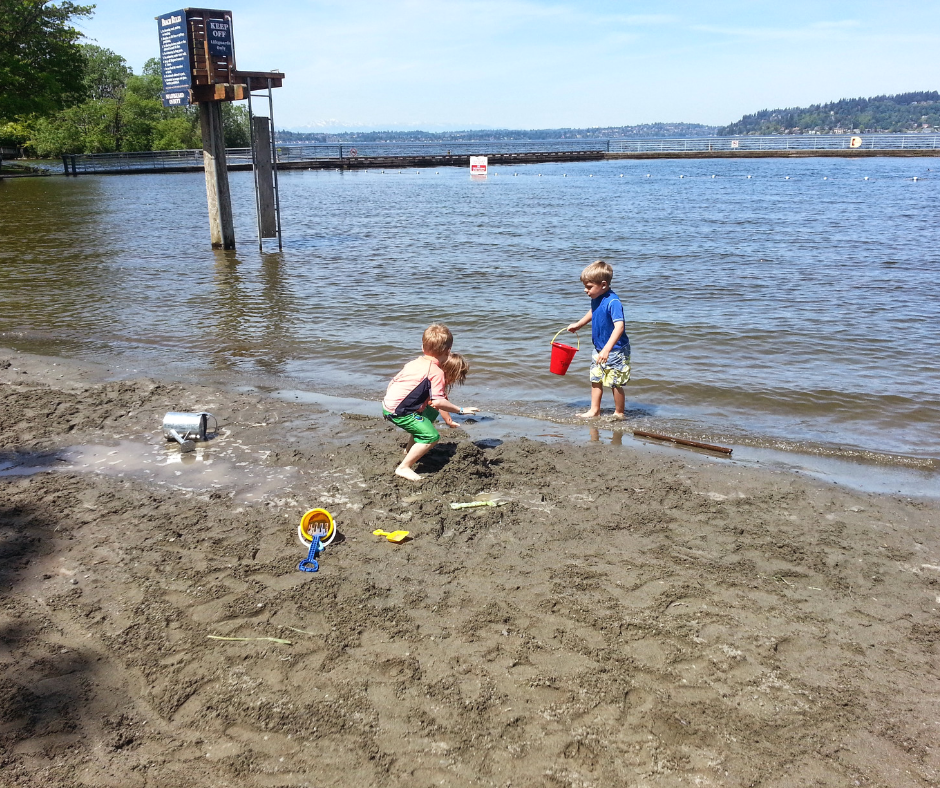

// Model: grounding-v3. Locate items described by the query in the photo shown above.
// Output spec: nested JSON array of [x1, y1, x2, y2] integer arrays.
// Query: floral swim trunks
[[590, 349, 631, 388]]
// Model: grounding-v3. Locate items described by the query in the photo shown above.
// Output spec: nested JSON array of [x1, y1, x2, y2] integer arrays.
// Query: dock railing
[[65, 133, 940, 174], [274, 138, 607, 162], [66, 147, 253, 174]]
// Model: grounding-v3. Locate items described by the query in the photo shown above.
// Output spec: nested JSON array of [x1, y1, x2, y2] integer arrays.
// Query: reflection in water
[[588, 427, 624, 445], [209, 250, 296, 375], [258, 252, 292, 374], [211, 251, 245, 372]]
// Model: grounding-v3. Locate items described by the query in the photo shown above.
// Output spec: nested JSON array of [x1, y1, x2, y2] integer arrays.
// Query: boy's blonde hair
[[441, 352, 469, 388], [580, 260, 613, 285], [423, 323, 453, 355]]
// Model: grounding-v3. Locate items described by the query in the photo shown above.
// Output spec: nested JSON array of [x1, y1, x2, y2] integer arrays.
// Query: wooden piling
[[199, 101, 235, 249], [251, 116, 277, 238]]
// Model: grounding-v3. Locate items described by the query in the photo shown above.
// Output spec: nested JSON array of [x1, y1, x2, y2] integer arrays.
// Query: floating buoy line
[[315, 168, 936, 183]]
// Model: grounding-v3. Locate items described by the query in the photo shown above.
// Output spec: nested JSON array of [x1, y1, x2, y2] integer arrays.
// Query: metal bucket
[[162, 412, 217, 451]]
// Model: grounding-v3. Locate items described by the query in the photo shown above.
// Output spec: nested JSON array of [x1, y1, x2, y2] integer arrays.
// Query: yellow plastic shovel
[[373, 529, 410, 543]]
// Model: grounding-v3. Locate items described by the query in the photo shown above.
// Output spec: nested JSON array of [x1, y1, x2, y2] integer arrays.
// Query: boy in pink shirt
[[382, 324, 479, 481]]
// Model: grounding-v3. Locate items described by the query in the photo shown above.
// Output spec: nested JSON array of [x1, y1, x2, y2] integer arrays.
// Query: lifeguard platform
[[157, 8, 285, 249]]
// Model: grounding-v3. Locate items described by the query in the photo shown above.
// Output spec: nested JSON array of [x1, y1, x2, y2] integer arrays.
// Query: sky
[[79, 1, 940, 132]]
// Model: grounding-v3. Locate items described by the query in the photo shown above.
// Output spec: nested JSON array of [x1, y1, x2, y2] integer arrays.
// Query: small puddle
[[0, 455, 63, 476], [0, 439, 300, 502]]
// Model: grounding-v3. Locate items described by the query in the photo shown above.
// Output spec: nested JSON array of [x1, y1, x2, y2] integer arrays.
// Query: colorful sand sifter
[[549, 329, 579, 375], [297, 508, 338, 573]]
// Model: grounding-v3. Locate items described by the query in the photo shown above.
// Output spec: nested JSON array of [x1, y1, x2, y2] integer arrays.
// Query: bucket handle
[[201, 412, 218, 437], [551, 328, 579, 350]]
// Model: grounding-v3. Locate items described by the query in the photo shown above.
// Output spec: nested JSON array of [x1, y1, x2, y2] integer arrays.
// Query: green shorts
[[383, 407, 440, 444]]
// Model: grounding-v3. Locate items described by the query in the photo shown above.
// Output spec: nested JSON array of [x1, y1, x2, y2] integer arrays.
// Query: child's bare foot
[[395, 466, 423, 482], [578, 410, 600, 418], [610, 412, 625, 421]]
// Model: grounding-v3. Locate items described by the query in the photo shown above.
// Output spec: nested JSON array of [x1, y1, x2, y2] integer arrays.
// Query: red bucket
[[550, 329, 580, 375]]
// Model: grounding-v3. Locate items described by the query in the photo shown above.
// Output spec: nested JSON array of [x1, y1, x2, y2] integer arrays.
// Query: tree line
[[276, 123, 719, 144], [719, 92, 940, 136], [1, 2, 249, 157]]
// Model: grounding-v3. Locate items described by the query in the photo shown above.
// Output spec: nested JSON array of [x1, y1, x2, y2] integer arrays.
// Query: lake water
[[1, 156, 938, 475]]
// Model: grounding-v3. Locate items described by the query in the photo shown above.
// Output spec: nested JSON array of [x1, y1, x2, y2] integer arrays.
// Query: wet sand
[[1, 348, 938, 787]]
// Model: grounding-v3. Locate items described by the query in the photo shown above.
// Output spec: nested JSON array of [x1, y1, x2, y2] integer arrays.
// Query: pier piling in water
[[251, 116, 278, 240], [200, 101, 235, 250]]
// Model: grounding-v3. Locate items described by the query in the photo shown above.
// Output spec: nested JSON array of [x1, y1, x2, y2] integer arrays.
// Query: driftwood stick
[[632, 429, 733, 455], [207, 635, 293, 645]]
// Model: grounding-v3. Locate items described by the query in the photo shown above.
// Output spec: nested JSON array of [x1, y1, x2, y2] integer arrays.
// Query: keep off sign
[[207, 16, 234, 58], [470, 156, 488, 176]]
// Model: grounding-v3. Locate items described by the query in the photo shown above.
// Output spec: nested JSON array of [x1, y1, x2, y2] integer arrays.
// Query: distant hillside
[[276, 122, 718, 144], [720, 92, 940, 135]]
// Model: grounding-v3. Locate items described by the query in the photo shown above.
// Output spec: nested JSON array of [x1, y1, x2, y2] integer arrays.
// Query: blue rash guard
[[591, 290, 630, 355]]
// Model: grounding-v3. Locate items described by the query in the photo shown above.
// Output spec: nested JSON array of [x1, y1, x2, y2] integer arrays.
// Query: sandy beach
[[1, 347, 938, 787]]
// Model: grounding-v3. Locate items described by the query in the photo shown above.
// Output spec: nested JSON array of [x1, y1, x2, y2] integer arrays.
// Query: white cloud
[[689, 23, 852, 41], [810, 19, 861, 29]]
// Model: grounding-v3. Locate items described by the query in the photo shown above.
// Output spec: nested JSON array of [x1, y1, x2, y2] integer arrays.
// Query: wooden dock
[[60, 133, 940, 175], [276, 149, 606, 171]]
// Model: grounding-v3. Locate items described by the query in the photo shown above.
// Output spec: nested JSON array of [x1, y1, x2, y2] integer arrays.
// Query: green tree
[[9, 37, 266, 156], [128, 57, 163, 102], [221, 103, 250, 147], [0, 1, 95, 120], [0, 118, 31, 148], [29, 109, 84, 155], [720, 92, 940, 135], [32, 45, 133, 153], [151, 114, 200, 150], [119, 58, 167, 150], [81, 43, 129, 101]]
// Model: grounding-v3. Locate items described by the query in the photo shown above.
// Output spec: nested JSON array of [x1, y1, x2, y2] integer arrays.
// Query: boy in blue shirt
[[566, 260, 631, 420]]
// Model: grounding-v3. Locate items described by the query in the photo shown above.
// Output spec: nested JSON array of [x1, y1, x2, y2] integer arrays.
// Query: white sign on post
[[470, 156, 488, 178]]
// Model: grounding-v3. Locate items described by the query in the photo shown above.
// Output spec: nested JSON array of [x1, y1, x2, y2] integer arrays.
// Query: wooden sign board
[[156, 8, 284, 106], [157, 10, 192, 106]]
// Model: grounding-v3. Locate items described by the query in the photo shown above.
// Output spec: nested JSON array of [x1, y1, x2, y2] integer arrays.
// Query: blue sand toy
[[298, 532, 323, 573], [296, 509, 336, 573]]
